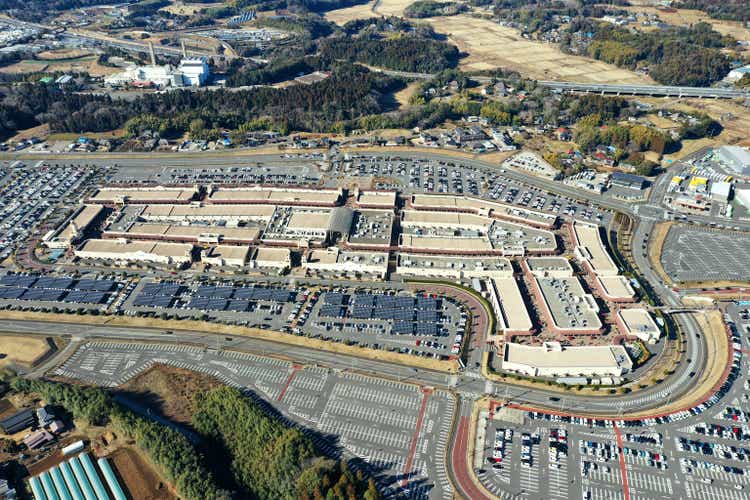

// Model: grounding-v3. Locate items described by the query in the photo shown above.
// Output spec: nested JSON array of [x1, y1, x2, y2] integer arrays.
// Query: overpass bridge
[[538, 81, 750, 99]]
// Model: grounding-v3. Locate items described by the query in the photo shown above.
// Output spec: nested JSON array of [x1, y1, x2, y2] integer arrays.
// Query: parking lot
[[53, 341, 455, 499], [476, 306, 750, 500], [661, 226, 750, 283], [304, 289, 467, 359], [0, 162, 96, 262]]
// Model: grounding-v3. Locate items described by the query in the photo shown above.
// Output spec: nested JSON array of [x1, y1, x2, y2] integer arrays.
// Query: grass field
[[0, 335, 51, 367]]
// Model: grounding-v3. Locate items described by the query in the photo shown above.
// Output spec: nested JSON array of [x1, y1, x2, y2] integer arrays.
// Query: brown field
[[392, 81, 420, 107], [624, 4, 750, 41], [110, 447, 177, 500], [423, 15, 653, 84], [325, 0, 413, 23], [0, 335, 51, 367], [326, 8, 655, 84], [0, 55, 119, 77], [119, 364, 221, 425], [160, 1, 224, 15]]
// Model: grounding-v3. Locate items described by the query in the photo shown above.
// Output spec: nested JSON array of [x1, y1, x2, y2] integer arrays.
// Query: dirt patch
[[119, 364, 221, 425], [0, 335, 52, 367], [109, 446, 177, 500]]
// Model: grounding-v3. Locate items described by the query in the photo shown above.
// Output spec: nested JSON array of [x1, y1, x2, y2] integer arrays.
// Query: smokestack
[[148, 41, 156, 66], [181, 40, 187, 58]]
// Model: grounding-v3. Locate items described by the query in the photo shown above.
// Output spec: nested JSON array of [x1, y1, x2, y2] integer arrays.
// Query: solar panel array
[[0, 274, 117, 305], [319, 292, 444, 336], [132, 281, 297, 312], [132, 281, 184, 308]]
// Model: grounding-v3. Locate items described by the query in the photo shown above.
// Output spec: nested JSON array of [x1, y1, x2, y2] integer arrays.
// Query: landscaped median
[[0, 310, 460, 373]]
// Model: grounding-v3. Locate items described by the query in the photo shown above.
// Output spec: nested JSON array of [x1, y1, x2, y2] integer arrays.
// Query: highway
[[538, 81, 750, 99]]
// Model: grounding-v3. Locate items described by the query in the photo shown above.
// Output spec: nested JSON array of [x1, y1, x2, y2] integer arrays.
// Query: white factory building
[[717, 146, 750, 177], [104, 43, 210, 88]]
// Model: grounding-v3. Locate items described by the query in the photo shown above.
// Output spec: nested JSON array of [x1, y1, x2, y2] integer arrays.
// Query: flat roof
[[117, 222, 262, 241], [491, 278, 533, 332], [209, 186, 341, 205], [490, 220, 557, 252], [204, 245, 251, 260], [357, 190, 397, 207], [400, 234, 492, 251], [597, 275, 635, 300], [287, 211, 331, 230], [397, 254, 513, 275], [77, 239, 192, 257], [90, 186, 197, 203], [525, 257, 573, 276], [617, 308, 659, 336], [536, 276, 602, 330], [410, 193, 556, 226], [252, 246, 291, 263], [58, 205, 104, 240], [401, 210, 492, 228], [572, 221, 618, 276], [142, 204, 275, 219], [504, 342, 630, 369]]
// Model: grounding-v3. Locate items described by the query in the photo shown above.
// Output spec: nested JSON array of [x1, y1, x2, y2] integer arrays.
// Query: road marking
[[613, 424, 631, 500]]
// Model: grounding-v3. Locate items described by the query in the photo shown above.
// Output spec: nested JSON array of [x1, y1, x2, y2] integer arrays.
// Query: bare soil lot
[[0, 335, 51, 367], [119, 364, 221, 425], [110, 446, 177, 500]]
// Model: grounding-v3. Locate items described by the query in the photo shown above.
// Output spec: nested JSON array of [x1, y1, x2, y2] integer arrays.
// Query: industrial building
[[501, 342, 633, 378], [75, 239, 193, 266], [710, 181, 732, 203], [395, 254, 513, 280], [104, 42, 210, 88], [616, 308, 661, 344]]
